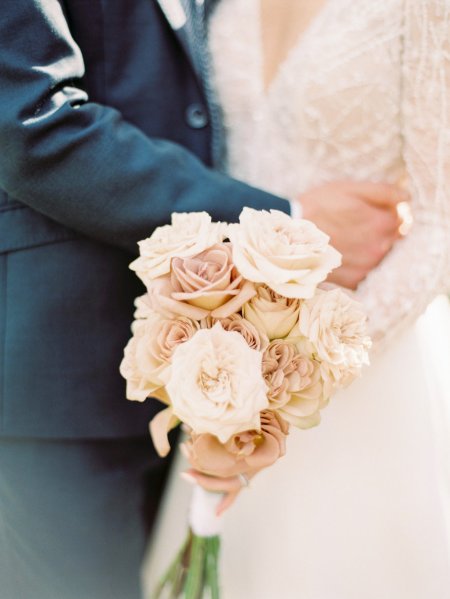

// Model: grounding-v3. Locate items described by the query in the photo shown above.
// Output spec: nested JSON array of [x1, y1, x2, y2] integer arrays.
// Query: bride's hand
[[180, 468, 259, 516], [178, 413, 289, 515], [295, 180, 409, 289]]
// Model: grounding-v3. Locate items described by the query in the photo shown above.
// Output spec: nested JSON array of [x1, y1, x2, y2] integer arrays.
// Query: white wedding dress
[[144, 1, 450, 597]]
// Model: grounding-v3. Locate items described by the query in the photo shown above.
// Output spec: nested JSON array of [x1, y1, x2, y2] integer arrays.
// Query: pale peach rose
[[146, 243, 256, 319], [184, 411, 289, 478], [167, 323, 268, 443], [263, 341, 301, 408], [156, 317, 200, 362], [262, 340, 329, 429], [296, 288, 371, 389], [243, 284, 300, 340], [120, 311, 198, 402], [129, 212, 227, 287], [228, 208, 341, 299], [120, 317, 169, 402], [277, 357, 330, 430], [216, 314, 269, 351]]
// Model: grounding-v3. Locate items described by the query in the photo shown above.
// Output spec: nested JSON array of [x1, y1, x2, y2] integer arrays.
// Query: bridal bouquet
[[120, 208, 371, 599]]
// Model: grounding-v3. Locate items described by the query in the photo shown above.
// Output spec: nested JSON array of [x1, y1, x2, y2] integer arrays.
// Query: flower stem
[[184, 534, 206, 599], [150, 531, 221, 599], [205, 536, 220, 599]]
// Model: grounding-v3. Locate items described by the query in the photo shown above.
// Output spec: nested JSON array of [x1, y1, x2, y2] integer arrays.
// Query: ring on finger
[[237, 473, 250, 488]]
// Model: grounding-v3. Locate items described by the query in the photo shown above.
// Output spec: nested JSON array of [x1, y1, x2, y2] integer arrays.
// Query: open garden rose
[[129, 212, 227, 287], [296, 288, 371, 388], [228, 207, 342, 298], [243, 284, 300, 340], [184, 410, 289, 478], [145, 243, 256, 320], [166, 323, 269, 442]]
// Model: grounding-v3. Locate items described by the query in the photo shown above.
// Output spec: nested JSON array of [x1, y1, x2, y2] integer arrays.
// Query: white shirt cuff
[[289, 199, 302, 219]]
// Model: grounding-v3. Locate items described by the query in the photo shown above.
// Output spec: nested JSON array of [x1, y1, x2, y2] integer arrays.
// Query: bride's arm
[[355, 0, 450, 350]]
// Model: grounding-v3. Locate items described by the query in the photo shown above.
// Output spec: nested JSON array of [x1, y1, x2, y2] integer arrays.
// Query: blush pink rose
[[184, 411, 289, 478], [147, 243, 256, 319], [216, 314, 269, 351], [262, 340, 330, 430], [262, 340, 317, 407]]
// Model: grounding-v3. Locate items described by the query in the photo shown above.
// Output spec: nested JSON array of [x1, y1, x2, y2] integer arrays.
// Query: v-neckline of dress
[[256, 0, 332, 98]]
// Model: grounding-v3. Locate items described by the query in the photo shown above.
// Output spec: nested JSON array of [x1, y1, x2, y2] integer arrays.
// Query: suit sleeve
[[0, 0, 289, 253]]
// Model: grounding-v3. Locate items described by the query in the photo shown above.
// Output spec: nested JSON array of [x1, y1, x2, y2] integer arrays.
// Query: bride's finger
[[181, 469, 242, 494], [216, 490, 240, 516]]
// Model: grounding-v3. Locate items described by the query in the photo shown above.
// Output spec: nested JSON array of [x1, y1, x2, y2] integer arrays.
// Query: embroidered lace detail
[[209, 0, 450, 349]]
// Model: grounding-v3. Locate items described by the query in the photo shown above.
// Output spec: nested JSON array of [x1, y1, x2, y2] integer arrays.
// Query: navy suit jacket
[[0, 0, 289, 438]]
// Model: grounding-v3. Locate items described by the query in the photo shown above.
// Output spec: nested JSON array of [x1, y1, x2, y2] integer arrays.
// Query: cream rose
[[129, 212, 227, 287], [243, 284, 300, 340], [296, 288, 371, 388], [166, 323, 269, 443], [146, 243, 256, 320], [228, 207, 341, 298], [120, 311, 199, 402], [133, 294, 154, 320], [120, 317, 169, 402]]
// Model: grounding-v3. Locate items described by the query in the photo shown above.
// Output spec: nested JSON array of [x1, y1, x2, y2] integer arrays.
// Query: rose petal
[[188, 434, 247, 477], [149, 407, 180, 457], [211, 280, 256, 319]]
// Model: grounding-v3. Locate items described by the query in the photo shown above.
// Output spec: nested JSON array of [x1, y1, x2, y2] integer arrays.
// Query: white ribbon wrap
[[189, 485, 224, 537]]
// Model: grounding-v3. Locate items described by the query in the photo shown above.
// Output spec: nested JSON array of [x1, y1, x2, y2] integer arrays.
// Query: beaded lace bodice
[[208, 0, 450, 348]]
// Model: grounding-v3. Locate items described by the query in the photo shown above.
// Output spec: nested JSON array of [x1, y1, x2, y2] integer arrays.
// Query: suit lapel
[[154, 0, 195, 66], [155, 0, 188, 31], [155, 0, 224, 165]]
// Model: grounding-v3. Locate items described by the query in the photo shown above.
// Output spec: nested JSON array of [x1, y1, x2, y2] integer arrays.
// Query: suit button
[[185, 103, 209, 129]]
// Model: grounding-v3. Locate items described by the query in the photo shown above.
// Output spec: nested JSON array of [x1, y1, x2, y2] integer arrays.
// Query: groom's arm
[[0, 0, 289, 254]]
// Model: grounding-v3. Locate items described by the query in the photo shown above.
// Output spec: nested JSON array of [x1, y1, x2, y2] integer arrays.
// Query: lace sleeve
[[355, 0, 450, 350]]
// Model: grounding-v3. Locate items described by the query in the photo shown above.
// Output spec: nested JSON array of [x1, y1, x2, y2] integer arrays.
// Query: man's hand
[[296, 181, 409, 289]]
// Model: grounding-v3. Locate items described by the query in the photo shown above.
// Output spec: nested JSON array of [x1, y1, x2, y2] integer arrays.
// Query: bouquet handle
[[189, 485, 224, 537], [152, 485, 224, 599]]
